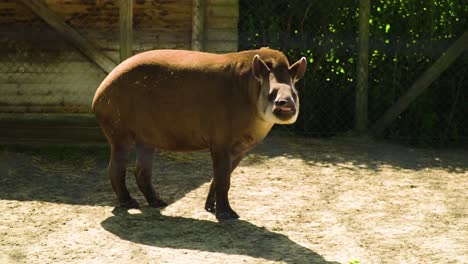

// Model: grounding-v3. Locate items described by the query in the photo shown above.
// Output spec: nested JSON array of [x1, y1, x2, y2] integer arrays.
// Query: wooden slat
[[0, 61, 107, 73], [0, 105, 91, 113], [45, 29, 191, 50], [0, 113, 97, 127], [354, 0, 370, 133], [0, 127, 105, 143], [205, 16, 238, 29], [206, 0, 238, 5], [2, 1, 237, 53], [119, 0, 133, 62], [192, 0, 205, 51], [371, 31, 468, 136], [19, 0, 117, 73], [0, 114, 104, 145], [206, 5, 238, 17], [204, 40, 237, 52], [0, 94, 91, 106], [205, 29, 237, 41], [0, 71, 104, 83], [134, 42, 191, 51], [1, 0, 193, 28], [0, 83, 98, 96], [0, 1, 37, 23]]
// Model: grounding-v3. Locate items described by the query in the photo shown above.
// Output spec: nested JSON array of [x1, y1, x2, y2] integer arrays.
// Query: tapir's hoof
[[205, 203, 215, 213], [149, 199, 168, 208], [119, 198, 140, 209], [216, 210, 240, 220]]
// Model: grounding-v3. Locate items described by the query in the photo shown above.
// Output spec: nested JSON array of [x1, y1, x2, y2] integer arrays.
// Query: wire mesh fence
[[365, 0, 468, 146], [0, 0, 198, 115], [238, 0, 467, 146], [133, 0, 193, 53], [239, 0, 358, 138], [0, 0, 466, 146], [0, 0, 110, 113]]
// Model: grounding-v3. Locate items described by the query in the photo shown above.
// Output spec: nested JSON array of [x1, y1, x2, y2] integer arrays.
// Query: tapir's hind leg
[[135, 143, 168, 208], [204, 180, 216, 213], [109, 144, 139, 208]]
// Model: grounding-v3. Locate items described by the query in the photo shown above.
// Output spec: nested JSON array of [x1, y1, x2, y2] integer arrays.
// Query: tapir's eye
[[265, 62, 273, 69], [268, 89, 277, 102], [292, 91, 297, 102]]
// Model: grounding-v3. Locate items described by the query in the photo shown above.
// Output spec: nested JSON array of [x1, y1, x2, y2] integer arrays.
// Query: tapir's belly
[[143, 127, 210, 152], [127, 106, 213, 151]]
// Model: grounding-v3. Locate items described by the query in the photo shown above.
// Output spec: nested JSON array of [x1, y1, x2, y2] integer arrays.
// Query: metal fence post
[[355, 0, 370, 133]]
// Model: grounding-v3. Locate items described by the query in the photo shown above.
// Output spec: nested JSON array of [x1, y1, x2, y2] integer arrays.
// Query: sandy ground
[[0, 136, 467, 264]]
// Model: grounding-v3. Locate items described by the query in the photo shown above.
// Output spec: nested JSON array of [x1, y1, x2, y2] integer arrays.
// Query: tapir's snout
[[272, 96, 297, 121]]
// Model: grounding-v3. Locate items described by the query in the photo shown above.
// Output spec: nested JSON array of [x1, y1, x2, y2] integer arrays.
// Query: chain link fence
[[239, 0, 467, 146], [240, 0, 358, 138], [0, 0, 466, 146], [134, 0, 192, 52], [0, 1, 111, 113], [0, 0, 199, 115], [366, 0, 468, 146]]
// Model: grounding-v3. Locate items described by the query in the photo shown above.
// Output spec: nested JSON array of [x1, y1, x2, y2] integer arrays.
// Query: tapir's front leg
[[209, 148, 240, 220], [205, 152, 245, 214]]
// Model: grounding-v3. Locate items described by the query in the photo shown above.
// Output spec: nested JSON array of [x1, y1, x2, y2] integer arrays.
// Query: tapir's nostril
[[275, 99, 288, 107]]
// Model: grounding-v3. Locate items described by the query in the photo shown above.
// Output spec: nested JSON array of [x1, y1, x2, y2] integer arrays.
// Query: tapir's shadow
[[101, 208, 338, 264]]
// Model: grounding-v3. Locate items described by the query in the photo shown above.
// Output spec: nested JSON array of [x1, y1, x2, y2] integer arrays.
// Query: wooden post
[[119, 0, 133, 62], [371, 30, 468, 136], [20, 0, 116, 73], [355, 0, 370, 133], [192, 0, 205, 51]]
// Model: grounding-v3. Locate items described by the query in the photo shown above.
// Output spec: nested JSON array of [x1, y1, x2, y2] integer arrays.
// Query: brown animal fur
[[92, 48, 306, 220]]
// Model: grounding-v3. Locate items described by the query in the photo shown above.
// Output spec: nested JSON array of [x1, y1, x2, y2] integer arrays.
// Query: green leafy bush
[[239, 0, 467, 146]]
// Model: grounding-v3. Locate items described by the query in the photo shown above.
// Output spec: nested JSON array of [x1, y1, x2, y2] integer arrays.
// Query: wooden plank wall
[[205, 0, 238, 53], [0, 0, 239, 114]]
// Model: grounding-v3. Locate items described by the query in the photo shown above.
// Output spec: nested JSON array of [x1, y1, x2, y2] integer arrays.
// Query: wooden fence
[[0, 0, 238, 113], [0, 0, 238, 143]]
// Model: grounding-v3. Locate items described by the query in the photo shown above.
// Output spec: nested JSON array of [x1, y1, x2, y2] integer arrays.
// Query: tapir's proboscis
[[92, 48, 307, 220]]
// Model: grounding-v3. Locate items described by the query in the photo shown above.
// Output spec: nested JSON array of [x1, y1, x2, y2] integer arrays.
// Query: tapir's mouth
[[273, 106, 296, 120]]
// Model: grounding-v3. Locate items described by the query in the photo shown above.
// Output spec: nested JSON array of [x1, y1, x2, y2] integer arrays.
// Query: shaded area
[[244, 135, 468, 173], [1, 135, 467, 207], [0, 144, 213, 206], [101, 208, 338, 264]]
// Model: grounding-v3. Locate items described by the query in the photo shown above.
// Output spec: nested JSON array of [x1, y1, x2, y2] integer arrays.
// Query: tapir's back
[[93, 50, 237, 105], [92, 49, 264, 150]]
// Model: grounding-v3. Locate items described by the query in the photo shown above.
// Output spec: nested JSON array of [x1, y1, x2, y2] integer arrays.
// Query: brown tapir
[[92, 48, 306, 220]]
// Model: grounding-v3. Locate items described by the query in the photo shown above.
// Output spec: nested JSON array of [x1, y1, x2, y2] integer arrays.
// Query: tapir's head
[[252, 52, 307, 124]]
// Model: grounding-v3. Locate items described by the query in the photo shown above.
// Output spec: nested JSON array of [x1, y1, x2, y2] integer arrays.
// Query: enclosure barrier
[[0, 0, 466, 146], [0, 0, 238, 143], [238, 0, 467, 146]]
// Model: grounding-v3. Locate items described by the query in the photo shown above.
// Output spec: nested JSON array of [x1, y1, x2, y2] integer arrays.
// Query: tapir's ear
[[252, 54, 270, 81], [289, 57, 307, 82]]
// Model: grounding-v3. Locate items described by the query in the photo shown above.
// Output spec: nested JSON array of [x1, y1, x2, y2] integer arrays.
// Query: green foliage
[[239, 0, 358, 136], [239, 0, 467, 146], [367, 0, 467, 146]]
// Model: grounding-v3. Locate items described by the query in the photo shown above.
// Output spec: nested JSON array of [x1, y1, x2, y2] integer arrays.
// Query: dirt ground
[[0, 135, 467, 264]]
